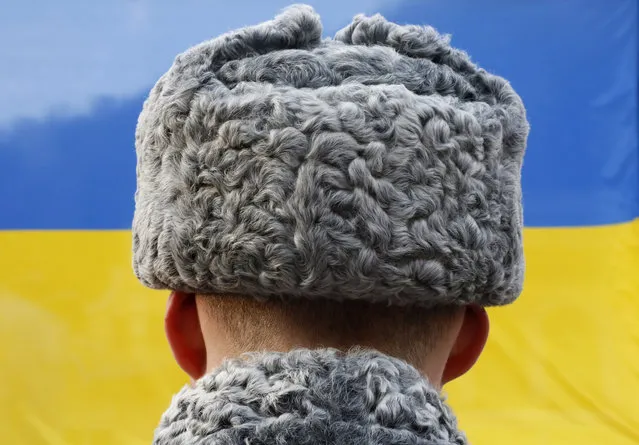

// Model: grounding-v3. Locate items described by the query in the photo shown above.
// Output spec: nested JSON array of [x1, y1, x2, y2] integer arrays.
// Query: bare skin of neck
[[194, 295, 465, 389]]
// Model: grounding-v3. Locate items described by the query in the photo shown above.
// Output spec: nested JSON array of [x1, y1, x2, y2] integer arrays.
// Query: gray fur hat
[[133, 4, 529, 307]]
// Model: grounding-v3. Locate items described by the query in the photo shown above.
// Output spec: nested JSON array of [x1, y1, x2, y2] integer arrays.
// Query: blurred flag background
[[0, 1, 637, 443]]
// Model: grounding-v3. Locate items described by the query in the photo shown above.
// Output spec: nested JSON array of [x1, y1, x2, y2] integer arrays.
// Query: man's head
[[132, 5, 527, 387], [164, 292, 489, 388]]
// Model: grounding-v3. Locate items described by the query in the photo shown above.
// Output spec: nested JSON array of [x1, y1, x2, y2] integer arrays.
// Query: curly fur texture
[[133, 4, 529, 306], [153, 349, 467, 445]]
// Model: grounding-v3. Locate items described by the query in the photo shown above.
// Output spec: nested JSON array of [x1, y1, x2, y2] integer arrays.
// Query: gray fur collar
[[153, 349, 468, 444]]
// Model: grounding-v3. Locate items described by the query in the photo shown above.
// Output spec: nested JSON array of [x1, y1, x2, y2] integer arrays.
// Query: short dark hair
[[201, 294, 460, 365]]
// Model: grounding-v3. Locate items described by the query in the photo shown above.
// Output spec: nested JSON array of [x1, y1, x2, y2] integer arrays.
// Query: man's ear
[[165, 291, 207, 380], [441, 305, 489, 384]]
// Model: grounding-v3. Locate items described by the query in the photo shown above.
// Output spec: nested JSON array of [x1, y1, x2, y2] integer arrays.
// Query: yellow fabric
[[1, 223, 638, 444]]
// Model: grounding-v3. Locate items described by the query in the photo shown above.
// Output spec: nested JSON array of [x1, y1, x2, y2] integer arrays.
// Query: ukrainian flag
[[1, 1, 637, 444]]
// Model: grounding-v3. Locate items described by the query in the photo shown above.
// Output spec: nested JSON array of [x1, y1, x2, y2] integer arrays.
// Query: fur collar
[[153, 349, 468, 444]]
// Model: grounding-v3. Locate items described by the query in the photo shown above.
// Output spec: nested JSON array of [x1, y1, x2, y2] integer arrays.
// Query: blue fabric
[[0, 0, 636, 229]]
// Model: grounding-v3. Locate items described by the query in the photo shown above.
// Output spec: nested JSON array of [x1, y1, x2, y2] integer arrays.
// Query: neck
[[196, 297, 453, 387]]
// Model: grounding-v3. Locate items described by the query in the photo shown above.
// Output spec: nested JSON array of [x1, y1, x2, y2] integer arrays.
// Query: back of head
[[133, 4, 528, 381]]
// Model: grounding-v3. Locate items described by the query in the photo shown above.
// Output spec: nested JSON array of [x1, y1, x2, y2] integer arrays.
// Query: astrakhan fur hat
[[133, 4, 529, 307]]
